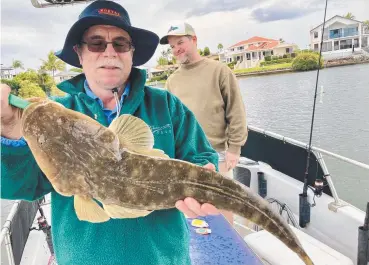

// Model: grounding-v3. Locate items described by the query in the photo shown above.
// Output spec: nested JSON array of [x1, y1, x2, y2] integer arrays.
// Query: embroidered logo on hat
[[98, 8, 120, 17], [168, 26, 179, 33]]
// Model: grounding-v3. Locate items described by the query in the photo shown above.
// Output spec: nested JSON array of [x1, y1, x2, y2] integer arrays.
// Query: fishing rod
[[299, 0, 329, 228]]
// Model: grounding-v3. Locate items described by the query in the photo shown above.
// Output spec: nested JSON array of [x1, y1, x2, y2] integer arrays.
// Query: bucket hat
[[55, 0, 159, 67]]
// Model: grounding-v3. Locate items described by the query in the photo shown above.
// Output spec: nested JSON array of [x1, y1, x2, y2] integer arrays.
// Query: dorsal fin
[[109, 115, 169, 159]]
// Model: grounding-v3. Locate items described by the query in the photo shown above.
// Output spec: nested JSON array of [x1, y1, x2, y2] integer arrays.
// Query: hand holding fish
[[0, 84, 23, 139], [175, 163, 220, 218]]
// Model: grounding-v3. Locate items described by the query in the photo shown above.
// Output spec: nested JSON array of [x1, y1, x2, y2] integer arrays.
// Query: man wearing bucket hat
[[161, 23, 248, 225], [0, 1, 220, 264]]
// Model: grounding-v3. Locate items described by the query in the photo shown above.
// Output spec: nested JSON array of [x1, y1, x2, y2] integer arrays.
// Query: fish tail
[[192, 171, 314, 265]]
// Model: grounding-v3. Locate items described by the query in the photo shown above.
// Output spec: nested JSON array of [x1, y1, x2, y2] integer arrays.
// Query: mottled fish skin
[[21, 100, 314, 265]]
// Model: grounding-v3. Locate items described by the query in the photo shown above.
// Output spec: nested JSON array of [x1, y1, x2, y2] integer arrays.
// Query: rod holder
[[299, 193, 311, 228], [357, 202, 369, 265], [257, 172, 267, 198]]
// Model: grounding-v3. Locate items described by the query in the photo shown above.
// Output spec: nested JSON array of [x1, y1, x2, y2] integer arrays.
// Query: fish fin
[[109, 114, 154, 150], [74, 195, 110, 223], [131, 147, 170, 159], [109, 114, 170, 159], [103, 204, 152, 219]]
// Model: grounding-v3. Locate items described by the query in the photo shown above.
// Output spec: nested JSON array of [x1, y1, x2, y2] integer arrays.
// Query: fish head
[[21, 99, 70, 148]]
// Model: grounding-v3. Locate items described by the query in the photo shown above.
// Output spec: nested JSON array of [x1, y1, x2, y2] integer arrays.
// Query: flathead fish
[[21, 99, 314, 265]]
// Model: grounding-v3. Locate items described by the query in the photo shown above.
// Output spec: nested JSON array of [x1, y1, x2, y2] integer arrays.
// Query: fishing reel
[[313, 179, 324, 197]]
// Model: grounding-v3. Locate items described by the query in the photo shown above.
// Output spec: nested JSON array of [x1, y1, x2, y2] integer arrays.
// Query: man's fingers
[[184, 197, 206, 217], [175, 200, 198, 218], [201, 203, 220, 215]]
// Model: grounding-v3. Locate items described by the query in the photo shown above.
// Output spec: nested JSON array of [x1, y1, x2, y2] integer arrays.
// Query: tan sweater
[[165, 58, 247, 154]]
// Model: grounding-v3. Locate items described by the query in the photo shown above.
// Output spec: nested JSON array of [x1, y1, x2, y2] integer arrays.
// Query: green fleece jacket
[[1, 68, 218, 265]]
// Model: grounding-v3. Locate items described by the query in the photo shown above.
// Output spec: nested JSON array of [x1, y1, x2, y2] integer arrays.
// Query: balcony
[[328, 28, 359, 39]]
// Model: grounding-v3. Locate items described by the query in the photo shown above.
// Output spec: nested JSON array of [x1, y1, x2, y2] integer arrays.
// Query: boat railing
[[0, 199, 42, 265], [248, 125, 369, 206]]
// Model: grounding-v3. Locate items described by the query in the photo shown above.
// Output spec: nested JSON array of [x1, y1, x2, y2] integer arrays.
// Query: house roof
[[0, 66, 14, 71], [229, 36, 278, 48], [310, 15, 363, 32]]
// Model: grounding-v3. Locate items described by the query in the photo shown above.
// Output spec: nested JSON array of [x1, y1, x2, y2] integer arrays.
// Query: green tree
[[18, 80, 47, 99], [217, 43, 223, 53], [12, 60, 24, 74], [363, 20, 369, 30], [344, 12, 355, 20], [157, 57, 169, 66], [1, 79, 21, 95], [198, 49, 203, 56], [41, 51, 66, 78], [50, 84, 66, 97], [292, 53, 324, 71], [203, 47, 210, 56], [70, 68, 83, 73], [14, 69, 54, 94]]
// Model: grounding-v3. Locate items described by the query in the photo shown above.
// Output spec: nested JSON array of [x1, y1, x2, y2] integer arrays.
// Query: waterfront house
[[310, 15, 369, 59], [218, 36, 299, 69]]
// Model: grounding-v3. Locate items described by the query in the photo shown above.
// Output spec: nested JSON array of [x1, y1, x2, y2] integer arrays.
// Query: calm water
[[239, 63, 369, 211]]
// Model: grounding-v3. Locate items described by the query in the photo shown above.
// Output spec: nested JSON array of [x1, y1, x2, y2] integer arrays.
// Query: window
[[246, 53, 251, 60], [322, 42, 332, 52], [329, 29, 341, 39], [354, 38, 359, 48], [314, 44, 319, 51], [271, 50, 274, 55], [340, 39, 352, 49], [314, 32, 318, 38], [334, 41, 339, 50], [285, 48, 290, 53]]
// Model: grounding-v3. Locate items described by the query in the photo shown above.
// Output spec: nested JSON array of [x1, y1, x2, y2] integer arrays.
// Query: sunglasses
[[80, 38, 135, 53]]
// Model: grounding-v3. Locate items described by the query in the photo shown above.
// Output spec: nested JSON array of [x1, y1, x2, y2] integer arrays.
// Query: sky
[[1, 0, 368, 70]]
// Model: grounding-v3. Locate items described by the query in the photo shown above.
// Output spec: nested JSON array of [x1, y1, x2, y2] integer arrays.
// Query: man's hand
[[175, 163, 220, 218], [1, 84, 23, 139], [225, 151, 239, 170]]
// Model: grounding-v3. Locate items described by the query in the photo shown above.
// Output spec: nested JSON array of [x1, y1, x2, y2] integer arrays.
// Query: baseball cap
[[159, 22, 196, 45]]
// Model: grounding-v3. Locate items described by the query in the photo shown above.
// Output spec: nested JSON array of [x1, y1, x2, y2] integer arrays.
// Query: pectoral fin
[[108, 115, 170, 159], [74, 195, 110, 223], [109, 114, 154, 150], [103, 204, 152, 219]]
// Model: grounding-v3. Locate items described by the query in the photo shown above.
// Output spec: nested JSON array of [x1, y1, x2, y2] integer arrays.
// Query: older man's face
[[77, 25, 133, 90]]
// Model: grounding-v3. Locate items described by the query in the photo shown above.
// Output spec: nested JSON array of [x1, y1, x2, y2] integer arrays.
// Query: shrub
[[292, 53, 324, 71], [264, 56, 271, 61]]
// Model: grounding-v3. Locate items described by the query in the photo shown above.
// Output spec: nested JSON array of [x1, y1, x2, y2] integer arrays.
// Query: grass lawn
[[233, 62, 292, 74]]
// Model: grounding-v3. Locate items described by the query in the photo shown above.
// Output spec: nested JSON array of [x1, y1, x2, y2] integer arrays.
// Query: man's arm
[[1, 143, 53, 201], [220, 65, 248, 155]]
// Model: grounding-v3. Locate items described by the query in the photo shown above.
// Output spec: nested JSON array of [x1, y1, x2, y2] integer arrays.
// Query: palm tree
[[217, 43, 224, 53], [41, 51, 66, 78], [12, 60, 24, 75], [344, 12, 355, 20]]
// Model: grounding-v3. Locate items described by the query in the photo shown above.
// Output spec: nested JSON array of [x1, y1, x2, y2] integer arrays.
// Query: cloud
[[184, 0, 262, 18], [251, 0, 320, 22]]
